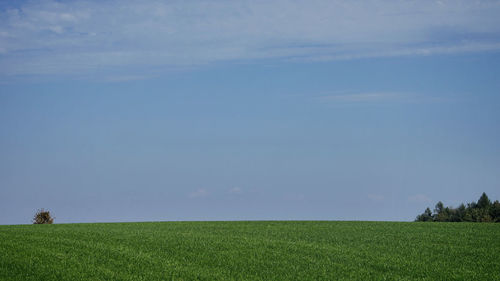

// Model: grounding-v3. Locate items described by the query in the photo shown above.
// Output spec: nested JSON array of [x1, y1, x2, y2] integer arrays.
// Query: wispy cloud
[[317, 91, 455, 104], [1, 0, 500, 78], [319, 92, 406, 103], [228, 187, 243, 195], [367, 194, 385, 202], [188, 188, 208, 199], [283, 193, 305, 202], [408, 194, 432, 204]]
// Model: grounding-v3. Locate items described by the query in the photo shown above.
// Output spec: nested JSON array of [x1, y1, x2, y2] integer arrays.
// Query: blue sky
[[1, 0, 500, 224]]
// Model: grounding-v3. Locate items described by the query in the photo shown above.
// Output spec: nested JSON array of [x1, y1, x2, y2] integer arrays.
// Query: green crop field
[[0, 221, 499, 280]]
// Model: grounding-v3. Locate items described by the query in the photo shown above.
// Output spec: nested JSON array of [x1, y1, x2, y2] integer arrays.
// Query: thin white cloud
[[188, 188, 208, 198], [367, 194, 385, 202], [284, 193, 305, 201], [228, 187, 243, 194], [408, 194, 432, 203], [1, 0, 500, 77], [317, 91, 455, 104], [319, 92, 406, 103]]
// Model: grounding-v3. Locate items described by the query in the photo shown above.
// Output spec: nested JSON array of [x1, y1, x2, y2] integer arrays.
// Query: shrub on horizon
[[33, 209, 54, 224]]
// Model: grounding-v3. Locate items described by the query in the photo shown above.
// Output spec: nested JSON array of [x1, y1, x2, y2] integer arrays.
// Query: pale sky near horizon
[[1, 0, 500, 224]]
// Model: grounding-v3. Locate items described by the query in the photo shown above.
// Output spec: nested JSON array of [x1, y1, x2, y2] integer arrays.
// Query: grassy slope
[[0, 221, 499, 280]]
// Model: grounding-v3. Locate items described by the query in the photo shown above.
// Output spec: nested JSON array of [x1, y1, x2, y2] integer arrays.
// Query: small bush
[[33, 209, 54, 224]]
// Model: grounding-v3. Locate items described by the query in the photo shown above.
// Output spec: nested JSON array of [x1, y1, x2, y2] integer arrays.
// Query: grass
[[0, 221, 499, 280]]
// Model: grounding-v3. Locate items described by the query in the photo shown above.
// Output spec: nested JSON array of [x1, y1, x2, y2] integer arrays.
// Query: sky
[[1, 0, 500, 224]]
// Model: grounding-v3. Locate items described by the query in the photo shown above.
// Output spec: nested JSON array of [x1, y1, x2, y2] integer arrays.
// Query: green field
[[1, 221, 499, 280]]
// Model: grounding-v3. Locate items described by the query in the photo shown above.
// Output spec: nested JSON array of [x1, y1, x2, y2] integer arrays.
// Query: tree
[[415, 207, 433, 222], [479, 209, 492, 222], [454, 203, 466, 222], [477, 192, 491, 209], [435, 206, 451, 222], [491, 200, 500, 222], [434, 201, 444, 214], [415, 193, 498, 223], [33, 209, 54, 224], [433, 201, 445, 221], [463, 208, 474, 222]]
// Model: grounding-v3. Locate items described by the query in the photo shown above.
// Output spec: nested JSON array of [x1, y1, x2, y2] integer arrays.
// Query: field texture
[[0, 221, 499, 280]]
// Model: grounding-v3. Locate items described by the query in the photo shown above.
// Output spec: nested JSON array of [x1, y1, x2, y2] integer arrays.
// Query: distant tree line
[[416, 192, 500, 222]]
